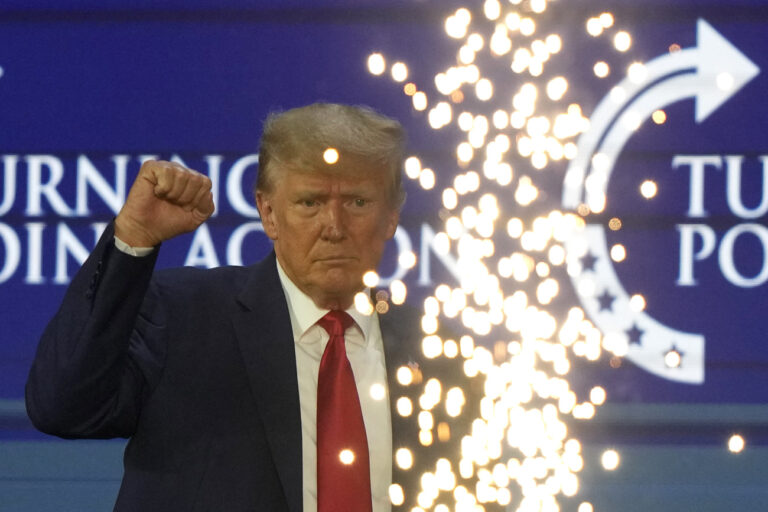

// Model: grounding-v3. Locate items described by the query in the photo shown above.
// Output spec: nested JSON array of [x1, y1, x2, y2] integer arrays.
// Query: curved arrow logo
[[562, 19, 760, 384]]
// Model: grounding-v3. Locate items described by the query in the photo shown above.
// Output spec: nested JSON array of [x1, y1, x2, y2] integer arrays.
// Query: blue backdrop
[[1, 1, 767, 511]]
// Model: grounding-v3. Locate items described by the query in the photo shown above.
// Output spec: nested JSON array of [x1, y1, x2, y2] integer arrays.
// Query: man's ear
[[256, 191, 278, 240], [384, 208, 400, 240]]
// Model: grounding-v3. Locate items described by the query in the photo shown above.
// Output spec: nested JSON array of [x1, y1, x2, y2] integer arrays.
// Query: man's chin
[[315, 274, 364, 299], [310, 284, 362, 310]]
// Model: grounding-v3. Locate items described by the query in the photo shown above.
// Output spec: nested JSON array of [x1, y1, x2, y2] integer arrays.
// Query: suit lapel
[[232, 253, 303, 512]]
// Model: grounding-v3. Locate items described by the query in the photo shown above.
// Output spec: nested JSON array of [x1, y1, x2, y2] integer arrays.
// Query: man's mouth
[[316, 256, 355, 264]]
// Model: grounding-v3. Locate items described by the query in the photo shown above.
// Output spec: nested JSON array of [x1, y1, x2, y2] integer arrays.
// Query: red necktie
[[316, 311, 373, 512]]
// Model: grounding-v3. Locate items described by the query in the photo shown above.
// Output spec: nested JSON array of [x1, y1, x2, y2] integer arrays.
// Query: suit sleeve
[[25, 221, 167, 439]]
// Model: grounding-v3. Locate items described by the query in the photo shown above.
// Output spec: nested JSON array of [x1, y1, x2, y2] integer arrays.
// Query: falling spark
[[601, 449, 620, 470], [323, 147, 339, 164], [728, 434, 745, 453], [367, 53, 386, 75], [339, 449, 356, 465], [640, 180, 658, 198]]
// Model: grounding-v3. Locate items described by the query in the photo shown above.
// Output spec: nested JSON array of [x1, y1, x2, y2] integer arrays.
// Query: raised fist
[[114, 160, 215, 247]]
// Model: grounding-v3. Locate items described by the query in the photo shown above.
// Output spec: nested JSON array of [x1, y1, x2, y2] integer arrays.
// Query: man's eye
[[301, 199, 318, 207], [354, 198, 367, 207]]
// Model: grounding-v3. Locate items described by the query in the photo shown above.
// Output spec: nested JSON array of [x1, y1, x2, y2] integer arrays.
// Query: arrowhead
[[695, 18, 760, 122]]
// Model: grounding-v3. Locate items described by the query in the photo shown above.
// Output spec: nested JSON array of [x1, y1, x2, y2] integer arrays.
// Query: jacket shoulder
[[150, 254, 276, 302]]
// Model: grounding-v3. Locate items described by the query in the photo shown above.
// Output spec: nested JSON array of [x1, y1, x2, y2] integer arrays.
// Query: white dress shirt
[[276, 260, 392, 512]]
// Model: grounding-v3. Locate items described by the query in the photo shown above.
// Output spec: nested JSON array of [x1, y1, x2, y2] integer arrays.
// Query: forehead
[[275, 156, 391, 191], [278, 168, 388, 195]]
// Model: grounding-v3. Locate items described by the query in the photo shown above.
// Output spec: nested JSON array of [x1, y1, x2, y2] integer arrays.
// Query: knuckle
[[191, 173, 212, 190], [139, 159, 162, 176]]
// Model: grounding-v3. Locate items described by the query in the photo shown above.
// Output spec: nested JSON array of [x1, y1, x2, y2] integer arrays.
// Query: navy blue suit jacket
[[26, 222, 434, 512]]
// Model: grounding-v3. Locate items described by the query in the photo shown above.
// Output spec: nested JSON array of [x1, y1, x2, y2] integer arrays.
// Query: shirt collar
[[275, 258, 374, 345]]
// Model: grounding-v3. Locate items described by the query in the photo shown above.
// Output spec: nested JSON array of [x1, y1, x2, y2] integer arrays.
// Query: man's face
[[256, 162, 399, 310]]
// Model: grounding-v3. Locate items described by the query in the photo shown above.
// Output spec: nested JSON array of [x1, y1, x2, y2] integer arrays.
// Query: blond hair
[[256, 103, 405, 207]]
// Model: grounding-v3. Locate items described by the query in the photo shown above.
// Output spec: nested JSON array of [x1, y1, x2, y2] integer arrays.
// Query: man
[[26, 103, 436, 511]]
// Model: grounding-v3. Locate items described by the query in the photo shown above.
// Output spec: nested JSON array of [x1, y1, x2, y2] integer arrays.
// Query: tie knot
[[318, 310, 354, 337]]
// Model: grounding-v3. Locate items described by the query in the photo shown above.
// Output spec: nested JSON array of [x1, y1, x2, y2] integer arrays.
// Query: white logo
[[562, 19, 760, 384]]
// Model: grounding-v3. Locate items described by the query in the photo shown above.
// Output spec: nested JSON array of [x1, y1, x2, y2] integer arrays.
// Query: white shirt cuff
[[114, 236, 155, 257]]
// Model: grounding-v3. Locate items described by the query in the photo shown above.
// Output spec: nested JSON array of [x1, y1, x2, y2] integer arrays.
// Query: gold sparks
[[366, 3, 646, 510]]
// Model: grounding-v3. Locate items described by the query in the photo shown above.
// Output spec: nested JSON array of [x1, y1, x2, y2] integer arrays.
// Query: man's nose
[[320, 201, 345, 242]]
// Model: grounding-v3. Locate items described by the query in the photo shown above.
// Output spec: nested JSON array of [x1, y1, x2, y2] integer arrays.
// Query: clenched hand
[[114, 160, 215, 247]]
